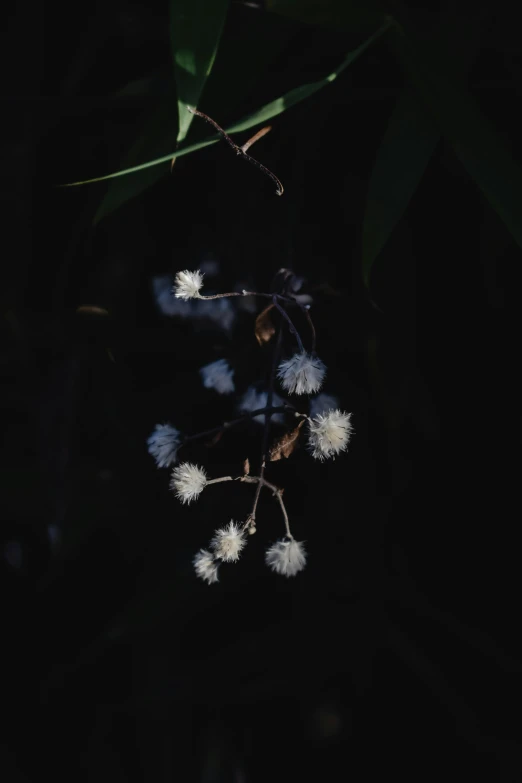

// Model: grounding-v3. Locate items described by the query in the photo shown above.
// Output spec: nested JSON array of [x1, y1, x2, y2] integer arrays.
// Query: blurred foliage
[[65, 0, 522, 289], [3, 0, 522, 779]]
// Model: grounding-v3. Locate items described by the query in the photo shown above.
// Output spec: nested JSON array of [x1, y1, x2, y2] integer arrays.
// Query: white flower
[[211, 521, 246, 562], [194, 549, 219, 584], [265, 538, 306, 577], [310, 393, 339, 418], [173, 269, 204, 300], [170, 462, 207, 504], [307, 409, 353, 460], [200, 359, 235, 395], [238, 387, 285, 425], [277, 352, 326, 395], [147, 424, 181, 468]]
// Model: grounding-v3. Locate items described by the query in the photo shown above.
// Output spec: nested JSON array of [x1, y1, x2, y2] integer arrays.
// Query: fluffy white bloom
[[310, 393, 339, 418], [277, 352, 326, 395], [147, 424, 181, 468], [170, 462, 207, 504], [200, 359, 235, 395], [307, 409, 353, 460], [265, 538, 306, 577], [194, 549, 219, 584], [238, 387, 285, 425], [173, 269, 204, 300], [211, 521, 246, 562]]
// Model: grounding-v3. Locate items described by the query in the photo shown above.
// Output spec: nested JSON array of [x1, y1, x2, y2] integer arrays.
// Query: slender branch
[[198, 289, 272, 300], [303, 306, 317, 354], [181, 405, 296, 448], [273, 297, 305, 353], [238, 475, 292, 537], [205, 476, 234, 486], [186, 107, 284, 196], [247, 327, 284, 526]]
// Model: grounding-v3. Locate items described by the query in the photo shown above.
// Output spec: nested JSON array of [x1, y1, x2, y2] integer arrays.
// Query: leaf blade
[[170, 0, 230, 143], [362, 89, 440, 287]]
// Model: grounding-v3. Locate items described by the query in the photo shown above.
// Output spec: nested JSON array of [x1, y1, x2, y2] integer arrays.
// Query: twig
[[181, 405, 299, 449], [273, 297, 305, 353], [187, 107, 284, 196]]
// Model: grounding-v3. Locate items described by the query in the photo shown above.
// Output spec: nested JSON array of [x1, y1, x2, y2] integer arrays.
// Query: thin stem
[[303, 307, 317, 354], [198, 290, 272, 300], [187, 107, 283, 195], [273, 298, 305, 353], [239, 475, 292, 537], [205, 476, 234, 486], [248, 327, 283, 525], [182, 405, 295, 447]]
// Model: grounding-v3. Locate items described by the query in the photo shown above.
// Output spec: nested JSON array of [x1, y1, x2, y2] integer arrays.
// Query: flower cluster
[[147, 267, 354, 584]]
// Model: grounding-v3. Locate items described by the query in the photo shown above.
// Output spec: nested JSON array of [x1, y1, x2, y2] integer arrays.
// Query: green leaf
[[170, 0, 230, 143], [362, 89, 440, 287], [67, 20, 390, 224], [392, 26, 522, 258]]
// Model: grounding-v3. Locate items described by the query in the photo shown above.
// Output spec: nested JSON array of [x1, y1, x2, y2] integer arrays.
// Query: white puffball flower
[[308, 409, 353, 461], [265, 538, 307, 577], [147, 424, 182, 468], [170, 462, 207, 504], [200, 359, 235, 395], [310, 393, 339, 418], [173, 269, 204, 300], [211, 521, 246, 563], [238, 387, 285, 425], [194, 549, 219, 584], [277, 352, 326, 395]]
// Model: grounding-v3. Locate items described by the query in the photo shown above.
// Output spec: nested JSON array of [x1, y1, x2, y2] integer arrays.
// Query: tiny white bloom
[[277, 352, 326, 395], [152, 275, 191, 317], [238, 387, 285, 425], [211, 521, 246, 562], [200, 359, 235, 395], [265, 538, 306, 577], [173, 269, 204, 300], [170, 462, 207, 504], [307, 409, 353, 461], [310, 393, 339, 418], [147, 424, 181, 468], [194, 549, 219, 584]]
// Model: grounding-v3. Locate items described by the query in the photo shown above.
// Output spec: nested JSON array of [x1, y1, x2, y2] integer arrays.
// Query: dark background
[[2, 0, 522, 780]]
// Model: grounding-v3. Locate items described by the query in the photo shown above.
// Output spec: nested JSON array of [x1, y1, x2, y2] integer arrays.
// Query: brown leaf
[[269, 419, 305, 461], [205, 429, 224, 448], [243, 458, 250, 475], [241, 125, 271, 153], [255, 303, 276, 346]]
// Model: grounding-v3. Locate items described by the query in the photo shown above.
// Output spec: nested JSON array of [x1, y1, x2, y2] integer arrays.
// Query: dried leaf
[[205, 429, 224, 448], [241, 125, 271, 153], [243, 458, 250, 475], [255, 303, 276, 346], [269, 419, 305, 461]]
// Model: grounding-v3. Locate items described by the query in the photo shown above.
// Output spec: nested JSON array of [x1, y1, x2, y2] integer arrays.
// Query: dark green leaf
[[74, 20, 390, 224], [362, 89, 439, 287], [392, 26, 522, 257], [170, 0, 230, 143]]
